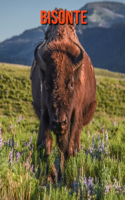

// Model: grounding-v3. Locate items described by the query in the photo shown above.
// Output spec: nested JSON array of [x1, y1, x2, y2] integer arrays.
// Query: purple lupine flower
[[81, 144, 83, 150], [25, 160, 29, 169], [3, 141, 6, 145], [31, 144, 34, 151], [8, 139, 10, 147], [117, 186, 122, 191], [101, 128, 104, 133], [73, 181, 77, 190], [75, 149, 77, 154], [105, 132, 108, 142], [97, 146, 100, 152], [113, 184, 117, 189], [98, 135, 100, 143], [30, 165, 34, 172], [113, 121, 116, 126], [88, 131, 90, 138], [0, 127, 2, 148], [88, 177, 93, 189], [9, 150, 13, 165], [113, 182, 122, 191], [104, 185, 110, 194], [15, 152, 20, 162], [17, 116, 22, 123], [92, 137, 95, 148], [23, 142, 27, 146], [9, 125, 13, 130], [101, 142, 104, 151], [84, 177, 87, 185], [30, 136, 32, 143], [89, 147, 93, 153], [11, 136, 14, 148], [27, 142, 30, 147]]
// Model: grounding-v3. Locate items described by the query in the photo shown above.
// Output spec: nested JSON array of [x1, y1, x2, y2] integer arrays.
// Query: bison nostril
[[63, 119, 67, 124]]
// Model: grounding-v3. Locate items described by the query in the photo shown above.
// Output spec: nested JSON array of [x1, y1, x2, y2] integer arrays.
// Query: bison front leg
[[37, 113, 52, 155], [67, 111, 83, 159], [37, 111, 57, 182]]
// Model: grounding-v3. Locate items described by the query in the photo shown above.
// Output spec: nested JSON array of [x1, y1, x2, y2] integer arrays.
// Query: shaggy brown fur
[[31, 12, 96, 181]]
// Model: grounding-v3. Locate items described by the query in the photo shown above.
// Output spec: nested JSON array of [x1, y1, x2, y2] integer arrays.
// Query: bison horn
[[35, 41, 46, 71], [72, 42, 84, 71]]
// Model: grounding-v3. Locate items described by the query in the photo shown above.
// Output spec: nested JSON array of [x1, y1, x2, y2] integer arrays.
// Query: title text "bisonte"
[[41, 10, 87, 25]]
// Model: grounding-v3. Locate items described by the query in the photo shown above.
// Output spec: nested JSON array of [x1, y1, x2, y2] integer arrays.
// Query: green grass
[[0, 62, 125, 200]]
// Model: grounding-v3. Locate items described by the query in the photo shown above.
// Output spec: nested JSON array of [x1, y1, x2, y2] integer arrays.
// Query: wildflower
[[75, 149, 77, 154], [9, 150, 13, 165], [113, 182, 122, 191], [9, 125, 13, 130], [73, 181, 77, 190], [30, 165, 34, 172], [88, 177, 93, 189], [23, 142, 27, 146], [15, 152, 20, 162], [27, 141, 31, 147], [92, 137, 95, 148], [25, 160, 29, 169], [3, 141, 6, 145], [30, 136, 32, 143], [84, 177, 87, 186], [101, 142, 104, 151], [8, 139, 10, 147], [105, 132, 108, 142], [104, 185, 110, 194], [100, 127, 104, 133], [113, 121, 116, 126], [98, 135, 100, 143], [31, 144, 34, 151], [81, 144, 83, 150], [17, 116, 22, 123], [89, 147, 93, 153], [0, 127, 2, 148], [11, 136, 14, 148], [88, 131, 90, 138]]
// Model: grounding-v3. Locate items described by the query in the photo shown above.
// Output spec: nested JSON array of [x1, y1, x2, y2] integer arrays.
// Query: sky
[[0, 0, 125, 42]]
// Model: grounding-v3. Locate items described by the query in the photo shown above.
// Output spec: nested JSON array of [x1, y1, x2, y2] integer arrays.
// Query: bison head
[[34, 40, 84, 136]]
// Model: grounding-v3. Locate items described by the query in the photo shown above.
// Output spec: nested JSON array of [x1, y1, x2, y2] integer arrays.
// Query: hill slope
[[0, 63, 125, 118]]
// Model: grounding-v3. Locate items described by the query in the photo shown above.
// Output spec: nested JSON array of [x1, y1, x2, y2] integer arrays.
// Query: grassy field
[[0, 62, 125, 199]]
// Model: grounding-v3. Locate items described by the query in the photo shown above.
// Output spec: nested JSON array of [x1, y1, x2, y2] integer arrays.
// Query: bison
[[30, 14, 96, 181]]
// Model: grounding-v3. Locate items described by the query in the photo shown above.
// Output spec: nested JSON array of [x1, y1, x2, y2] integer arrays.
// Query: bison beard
[[30, 11, 96, 182]]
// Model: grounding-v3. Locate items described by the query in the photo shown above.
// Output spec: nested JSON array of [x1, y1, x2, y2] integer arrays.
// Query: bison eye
[[70, 82, 74, 89]]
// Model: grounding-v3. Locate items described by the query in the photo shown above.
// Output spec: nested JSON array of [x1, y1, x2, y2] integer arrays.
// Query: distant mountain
[[0, 27, 44, 66], [0, 1, 125, 73], [78, 22, 125, 73], [76, 1, 125, 30]]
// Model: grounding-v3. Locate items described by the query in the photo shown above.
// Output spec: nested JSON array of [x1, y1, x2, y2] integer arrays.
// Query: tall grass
[[0, 63, 125, 199]]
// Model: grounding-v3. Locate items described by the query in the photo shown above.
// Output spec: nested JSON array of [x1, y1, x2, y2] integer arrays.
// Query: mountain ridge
[[0, 1, 125, 73]]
